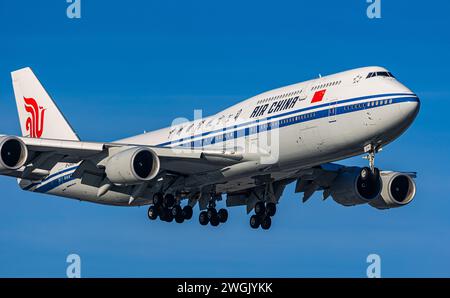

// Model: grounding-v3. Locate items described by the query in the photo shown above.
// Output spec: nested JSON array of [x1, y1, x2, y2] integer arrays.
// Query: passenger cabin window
[[310, 80, 341, 91]]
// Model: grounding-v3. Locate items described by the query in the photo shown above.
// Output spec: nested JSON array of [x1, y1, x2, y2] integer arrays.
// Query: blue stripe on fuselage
[[158, 93, 417, 147], [22, 166, 78, 191], [162, 95, 418, 148]]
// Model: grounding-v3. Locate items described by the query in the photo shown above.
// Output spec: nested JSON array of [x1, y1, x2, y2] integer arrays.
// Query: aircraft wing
[[0, 135, 244, 181], [0, 134, 418, 211], [293, 163, 343, 202]]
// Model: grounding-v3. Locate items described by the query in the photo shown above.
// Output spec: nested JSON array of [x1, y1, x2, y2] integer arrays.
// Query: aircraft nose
[[400, 96, 420, 124]]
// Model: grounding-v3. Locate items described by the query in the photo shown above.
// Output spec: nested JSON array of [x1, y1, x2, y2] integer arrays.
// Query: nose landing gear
[[363, 144, 382, 175]]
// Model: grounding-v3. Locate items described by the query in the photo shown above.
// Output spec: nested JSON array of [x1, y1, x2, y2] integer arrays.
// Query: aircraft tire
[[250, 215, 260, 229], [261, 216, 272, 230], [199, 211, 209, 226], [254, 202, 266, 215]]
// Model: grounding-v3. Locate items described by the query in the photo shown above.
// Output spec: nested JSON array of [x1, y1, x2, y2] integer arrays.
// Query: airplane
[[0, 66, 419, 230]]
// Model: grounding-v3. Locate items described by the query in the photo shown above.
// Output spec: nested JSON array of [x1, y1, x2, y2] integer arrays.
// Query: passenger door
[[328, 99, 338, 123]]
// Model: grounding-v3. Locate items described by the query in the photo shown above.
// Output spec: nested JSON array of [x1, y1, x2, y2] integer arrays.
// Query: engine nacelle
[[330, 167, 382, 206], [369, 172, 416, 209], [105, 147, 160, 185], [0, 136, 28, 171]]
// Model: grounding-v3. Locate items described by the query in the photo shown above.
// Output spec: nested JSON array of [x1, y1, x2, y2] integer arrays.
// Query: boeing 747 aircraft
[[0, 66, 419, 229]]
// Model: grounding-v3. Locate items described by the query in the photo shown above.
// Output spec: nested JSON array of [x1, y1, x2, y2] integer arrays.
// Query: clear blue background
[[0, 0, 449, 277]]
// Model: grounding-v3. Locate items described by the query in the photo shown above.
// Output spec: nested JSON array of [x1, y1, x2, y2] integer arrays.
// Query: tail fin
[[11, 67, 79, 141]]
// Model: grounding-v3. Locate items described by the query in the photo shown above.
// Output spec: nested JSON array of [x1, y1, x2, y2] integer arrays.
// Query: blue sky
[[0, 0, 449, 277]]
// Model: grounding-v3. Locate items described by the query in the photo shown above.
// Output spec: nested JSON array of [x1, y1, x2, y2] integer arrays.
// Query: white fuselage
[[21, 66, 420, 205]]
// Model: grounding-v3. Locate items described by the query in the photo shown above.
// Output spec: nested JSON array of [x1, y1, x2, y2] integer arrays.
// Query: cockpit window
[[376, 71, 390, 77], [366, 71, 395, 79]]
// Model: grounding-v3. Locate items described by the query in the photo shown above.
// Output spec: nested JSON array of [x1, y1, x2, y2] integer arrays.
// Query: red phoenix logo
[[24, 97, 46, 138]]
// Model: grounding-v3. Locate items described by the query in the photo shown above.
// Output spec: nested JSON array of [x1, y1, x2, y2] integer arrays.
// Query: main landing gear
[[199, 201, 228, 227], [249, 201, 276, 230], [147, 193, 193, 224]]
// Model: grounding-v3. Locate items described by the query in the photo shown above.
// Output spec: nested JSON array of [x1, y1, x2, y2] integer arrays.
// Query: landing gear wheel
[[266, 203, 276, 217], [158, 207, 167, 220], [218, 209, 228, 223], [261, 216, 272, 230], [147, 205, 158, 220], [250, 215, 260, 229], [199, 211, 209, 226], [153, 193, 163, 206], [254, 202, 266, 215], [182, 205, 193, 220], [159, 208, 172, 222], [207, 208, 218, 220], [171, 205, 182, 218], [175, 215, 185, 224], [164, 209, 174, 222], [163, 194, 175, 208], [210, 214, 220, 227]]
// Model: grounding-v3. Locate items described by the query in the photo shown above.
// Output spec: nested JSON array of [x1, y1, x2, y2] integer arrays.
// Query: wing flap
[[22, 137, 105, 157]]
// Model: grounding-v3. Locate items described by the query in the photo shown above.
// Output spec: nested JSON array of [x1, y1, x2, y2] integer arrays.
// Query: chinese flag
[[311, 89, 326, 103]]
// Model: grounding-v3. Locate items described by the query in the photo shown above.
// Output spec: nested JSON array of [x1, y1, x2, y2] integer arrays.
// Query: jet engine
[[369, 172, 416, 209], [330, 167, 382, 206], [0, 136, 28, 171], [105, 147, 160, 185]]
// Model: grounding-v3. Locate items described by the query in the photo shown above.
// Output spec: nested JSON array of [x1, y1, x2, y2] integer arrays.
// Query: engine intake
[[330, 167, 382, 206], [105, 147, 160, 185], [369, 172, 416, 209], [0, 136, 28, 171]]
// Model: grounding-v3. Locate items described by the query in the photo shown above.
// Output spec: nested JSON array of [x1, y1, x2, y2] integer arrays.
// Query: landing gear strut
[[363, 144, 381, 174]]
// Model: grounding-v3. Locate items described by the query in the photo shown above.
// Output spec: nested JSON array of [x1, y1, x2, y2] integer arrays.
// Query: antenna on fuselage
[[318, 74, 322, 78]]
